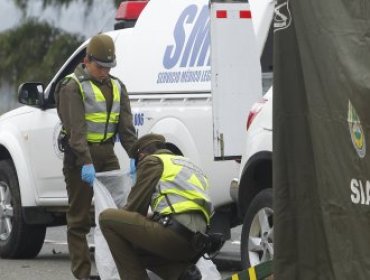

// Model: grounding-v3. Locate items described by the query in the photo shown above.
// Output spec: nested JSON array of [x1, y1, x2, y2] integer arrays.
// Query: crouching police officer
[[99, 134, 214, 280]]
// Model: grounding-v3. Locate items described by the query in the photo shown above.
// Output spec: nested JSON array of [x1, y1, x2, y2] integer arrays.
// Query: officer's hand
[[81, 164, 96, 187]]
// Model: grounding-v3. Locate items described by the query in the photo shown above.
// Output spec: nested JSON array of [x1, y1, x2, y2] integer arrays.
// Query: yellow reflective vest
[[67, 73, 121, 142], [151, 154, 213, 225]]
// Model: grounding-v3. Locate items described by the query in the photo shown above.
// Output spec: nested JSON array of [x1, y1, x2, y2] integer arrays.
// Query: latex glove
[[81, 164, 96, 186], [130, 158, 137, 174], [129, 158, 137, 184]]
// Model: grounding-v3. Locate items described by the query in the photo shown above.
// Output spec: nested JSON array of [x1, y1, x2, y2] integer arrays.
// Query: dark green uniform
[[99, 149, 208, 280], [55, 63, 137, 279]]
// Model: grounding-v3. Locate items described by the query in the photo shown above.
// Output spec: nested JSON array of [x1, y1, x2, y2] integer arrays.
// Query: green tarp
[[273, 0, 370, 279]]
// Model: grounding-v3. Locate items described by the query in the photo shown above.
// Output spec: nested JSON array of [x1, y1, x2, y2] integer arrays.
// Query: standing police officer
[[99, 133, 213, 280], [55, 34, 137, 280]]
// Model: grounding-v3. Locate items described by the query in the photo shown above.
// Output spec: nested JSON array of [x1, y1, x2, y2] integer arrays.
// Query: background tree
[[13, 0, 121, 11], [0, 0, 122, 113], [0, 19, 84, 106]]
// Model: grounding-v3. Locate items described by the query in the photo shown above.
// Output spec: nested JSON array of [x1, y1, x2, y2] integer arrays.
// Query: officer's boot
[[178, 264, 202, 280]]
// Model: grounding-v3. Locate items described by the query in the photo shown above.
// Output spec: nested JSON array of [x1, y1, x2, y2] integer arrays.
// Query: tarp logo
[[274, 0, 292, 32], [348, 100, 366, 158]]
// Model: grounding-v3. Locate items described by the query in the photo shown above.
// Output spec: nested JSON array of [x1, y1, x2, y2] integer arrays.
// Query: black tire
[[0, 160, 46, 258], [240, 188, 273, 269]]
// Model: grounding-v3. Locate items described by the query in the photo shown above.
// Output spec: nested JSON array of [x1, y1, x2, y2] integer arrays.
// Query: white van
[[0, 0, 248, 258]]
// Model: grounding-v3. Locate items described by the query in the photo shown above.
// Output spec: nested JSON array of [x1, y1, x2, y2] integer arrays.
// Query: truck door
[[210, 1, 262, 160]]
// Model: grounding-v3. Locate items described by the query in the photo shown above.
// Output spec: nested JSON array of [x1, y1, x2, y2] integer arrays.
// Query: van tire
[[0, 160, 46, 259], [240, 188, 273, 269]]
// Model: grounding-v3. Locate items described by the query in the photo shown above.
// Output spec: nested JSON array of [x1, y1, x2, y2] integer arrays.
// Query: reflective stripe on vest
[[67, 73, 121, 142], [151, 154, 213, 224]]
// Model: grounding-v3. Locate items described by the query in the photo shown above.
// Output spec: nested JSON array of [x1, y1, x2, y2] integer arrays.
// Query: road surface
[[0, 225, 242, 279]]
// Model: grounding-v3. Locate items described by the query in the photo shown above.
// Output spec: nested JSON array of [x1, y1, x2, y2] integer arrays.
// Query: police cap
[[86, 34, 116, 68], [130, 134, 166, 158]]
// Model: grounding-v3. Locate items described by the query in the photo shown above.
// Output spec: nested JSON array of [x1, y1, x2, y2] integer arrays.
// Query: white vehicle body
[[237, 86, 273, 269], [210, 2, 261, 159], [227, 0, 275, 269], [0, 0, 264, 259], [240, 88, 273, 174], [2, 0, 241, 208]]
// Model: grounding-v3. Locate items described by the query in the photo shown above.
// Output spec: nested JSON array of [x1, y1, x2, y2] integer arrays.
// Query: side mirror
[[18, 82, 45, 107]]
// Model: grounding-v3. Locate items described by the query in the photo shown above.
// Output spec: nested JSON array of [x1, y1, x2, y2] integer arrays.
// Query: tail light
[[246, 98, 267, 131]]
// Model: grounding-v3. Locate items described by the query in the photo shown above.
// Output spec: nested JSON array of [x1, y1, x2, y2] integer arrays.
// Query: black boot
[[178, 264, 202, 280]]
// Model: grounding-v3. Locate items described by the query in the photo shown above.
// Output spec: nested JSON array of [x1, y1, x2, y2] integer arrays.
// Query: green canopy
[[273, 0, 370, 279]]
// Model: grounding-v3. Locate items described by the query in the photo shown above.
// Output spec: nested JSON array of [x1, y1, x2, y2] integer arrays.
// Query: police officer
[[54, 34, 137, 280], [99, 133, 214, 280]]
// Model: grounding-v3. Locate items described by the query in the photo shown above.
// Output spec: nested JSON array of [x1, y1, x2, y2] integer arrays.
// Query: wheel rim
[[0, 181, 13, 241], [248, 207, 274, 266]]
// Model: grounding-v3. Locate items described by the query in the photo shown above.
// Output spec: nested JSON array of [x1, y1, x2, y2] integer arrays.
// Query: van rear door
[[210, 1, 262, 160]]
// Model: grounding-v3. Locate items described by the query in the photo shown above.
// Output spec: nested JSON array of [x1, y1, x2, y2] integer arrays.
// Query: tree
[[0, 0, 122, 113], [12, 0, 121, 11], [0, 18, 84, 89]]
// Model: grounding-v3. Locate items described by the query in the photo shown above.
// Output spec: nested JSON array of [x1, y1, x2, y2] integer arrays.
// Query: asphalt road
[[0, 226, 242, 280]]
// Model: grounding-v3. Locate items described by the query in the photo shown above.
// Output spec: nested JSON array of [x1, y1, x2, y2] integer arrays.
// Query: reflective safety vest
[[151, 154, 213, 225], [66, 73, 121, 142]]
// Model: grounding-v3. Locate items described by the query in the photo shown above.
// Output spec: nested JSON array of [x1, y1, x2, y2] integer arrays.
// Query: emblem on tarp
[[274, 0, 292, 32], [348, 101, 366, 158]]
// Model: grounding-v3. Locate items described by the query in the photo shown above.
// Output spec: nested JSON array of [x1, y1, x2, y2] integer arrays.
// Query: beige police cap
[[130, 134, 166, 158], [86, 34, 116, 68]]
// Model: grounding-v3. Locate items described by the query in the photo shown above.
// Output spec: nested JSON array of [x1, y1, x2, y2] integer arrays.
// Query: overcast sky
[[0, 0, 117, 38]]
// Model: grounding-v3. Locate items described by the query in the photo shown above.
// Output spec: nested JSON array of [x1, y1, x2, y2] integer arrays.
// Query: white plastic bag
[[96, 170, 132, 208], [196, 256, 222, 280], [94, 170, 133, 280]]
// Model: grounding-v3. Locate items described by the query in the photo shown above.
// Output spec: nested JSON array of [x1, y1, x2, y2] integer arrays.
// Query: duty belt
[[152, 213, 226, 259], [151, 213, 196, 243], [88, 138, 114, 146]]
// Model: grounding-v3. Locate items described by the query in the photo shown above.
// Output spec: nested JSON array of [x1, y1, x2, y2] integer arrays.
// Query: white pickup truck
[[0, 0, 265, 259]]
